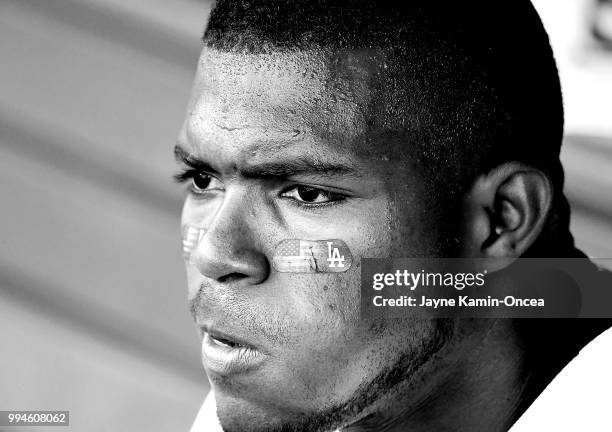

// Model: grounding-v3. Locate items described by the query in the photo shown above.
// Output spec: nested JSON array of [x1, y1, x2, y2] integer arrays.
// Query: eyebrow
[[174, 145, 360, 179], [174, 145, 219, 174]]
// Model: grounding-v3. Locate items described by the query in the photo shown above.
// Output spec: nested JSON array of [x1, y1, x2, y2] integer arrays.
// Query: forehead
[[181, 47, 383, 160]]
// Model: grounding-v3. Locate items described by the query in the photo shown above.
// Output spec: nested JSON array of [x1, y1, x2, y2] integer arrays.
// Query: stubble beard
[[218, 319, 454, 432]]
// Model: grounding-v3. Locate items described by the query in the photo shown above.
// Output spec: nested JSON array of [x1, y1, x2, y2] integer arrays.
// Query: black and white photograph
[[1, 1, 611, 431]]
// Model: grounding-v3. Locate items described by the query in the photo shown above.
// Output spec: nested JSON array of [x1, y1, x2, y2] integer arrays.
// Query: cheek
[[282, 272, 361, 340], [186, 266, 204, 302], [268, 274, 359, 388], [267, 291, 444, 409], [272, 274, 389, 398], [271, 202, 401, 358]]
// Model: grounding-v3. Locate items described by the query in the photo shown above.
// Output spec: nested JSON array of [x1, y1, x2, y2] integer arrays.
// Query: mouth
[[201, 328, 267, 376]]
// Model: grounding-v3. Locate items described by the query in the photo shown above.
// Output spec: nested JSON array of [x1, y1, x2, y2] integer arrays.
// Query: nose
[[189, 194, 270, 286]]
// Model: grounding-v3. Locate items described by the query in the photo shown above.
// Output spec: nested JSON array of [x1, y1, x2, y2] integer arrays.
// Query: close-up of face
[[175, 47, 458, 431], [3, 1, 612, 431]]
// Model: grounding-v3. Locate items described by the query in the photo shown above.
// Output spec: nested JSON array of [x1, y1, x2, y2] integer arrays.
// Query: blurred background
[[0, 0, 610, 431]]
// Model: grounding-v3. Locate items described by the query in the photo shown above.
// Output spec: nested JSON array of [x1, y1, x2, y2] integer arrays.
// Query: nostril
[[218, 273, 247, 283]]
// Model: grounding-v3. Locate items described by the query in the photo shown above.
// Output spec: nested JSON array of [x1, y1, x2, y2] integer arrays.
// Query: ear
[[459, 163, 553, 270]]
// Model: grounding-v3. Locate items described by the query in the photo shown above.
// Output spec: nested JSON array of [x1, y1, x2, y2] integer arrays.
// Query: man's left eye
[[280, 185, 344, 205]]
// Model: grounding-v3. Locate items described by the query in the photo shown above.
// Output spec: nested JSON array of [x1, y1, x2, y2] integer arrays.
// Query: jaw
[[211, 318, 456, 432]]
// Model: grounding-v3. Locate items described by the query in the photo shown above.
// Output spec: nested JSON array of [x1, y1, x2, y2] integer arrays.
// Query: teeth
[[211, 336, 232, 348], [210, 335, 243, 348]]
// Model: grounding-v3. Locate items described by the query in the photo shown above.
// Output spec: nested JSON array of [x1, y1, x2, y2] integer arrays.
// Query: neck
[[345, 319, 535, 432]]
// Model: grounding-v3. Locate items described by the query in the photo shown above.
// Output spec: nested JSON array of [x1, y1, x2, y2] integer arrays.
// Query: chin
[[214, 390, 344, 432], [215, 394, 294, 432]]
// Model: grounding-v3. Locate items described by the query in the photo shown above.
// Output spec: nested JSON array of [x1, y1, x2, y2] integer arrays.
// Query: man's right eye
[[191, 173, 223, 194]]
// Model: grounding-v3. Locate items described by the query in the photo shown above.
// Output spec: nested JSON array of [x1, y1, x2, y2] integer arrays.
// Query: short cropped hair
[[202, 0, 573, 254]]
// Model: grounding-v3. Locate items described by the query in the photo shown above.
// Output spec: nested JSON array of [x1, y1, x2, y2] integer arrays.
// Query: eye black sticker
[[272, 239, 352, 273]]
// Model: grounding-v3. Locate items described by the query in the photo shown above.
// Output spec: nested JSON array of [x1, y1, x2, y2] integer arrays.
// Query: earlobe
[[460, 163, 552, 269]]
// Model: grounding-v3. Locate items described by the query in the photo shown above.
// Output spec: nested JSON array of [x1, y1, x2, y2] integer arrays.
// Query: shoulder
[[190, 390, 223, 432], [511, 327, 612, 431]]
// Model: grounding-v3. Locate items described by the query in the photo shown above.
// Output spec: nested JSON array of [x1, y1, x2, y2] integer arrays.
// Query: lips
[[200, 327, 267, 376]]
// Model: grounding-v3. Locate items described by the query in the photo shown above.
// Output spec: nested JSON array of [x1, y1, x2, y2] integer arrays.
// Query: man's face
[[177, 47, 452, 431]]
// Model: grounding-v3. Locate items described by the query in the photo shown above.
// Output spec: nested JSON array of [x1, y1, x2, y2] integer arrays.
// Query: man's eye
[[191, 173, 223, 193], [281, 185, 344, 205]]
